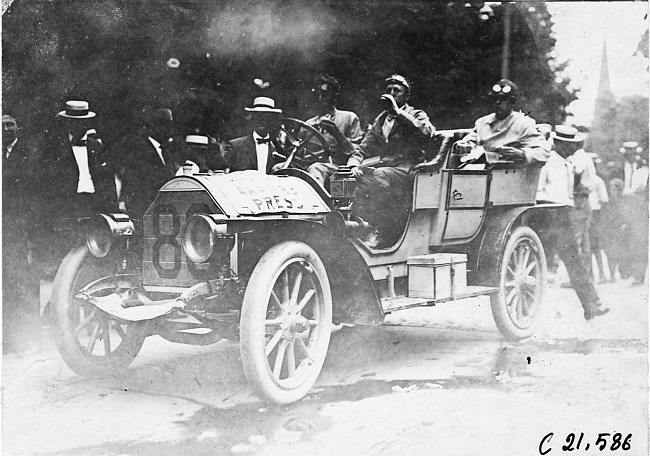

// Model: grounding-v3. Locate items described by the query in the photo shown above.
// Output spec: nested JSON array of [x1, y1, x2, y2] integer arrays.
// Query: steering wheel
[[273, 118, 330, 170]]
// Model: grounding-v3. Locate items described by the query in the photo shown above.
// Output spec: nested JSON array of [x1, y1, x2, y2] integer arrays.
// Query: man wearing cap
[[2, 114, 43, 356], [536, 125, 609, 320], [117, 107, 176, 219], [457, 79, 550, 164], [347, 74, 436, 249], [305, 74, 363, 187], [224, 96, 282, 173]]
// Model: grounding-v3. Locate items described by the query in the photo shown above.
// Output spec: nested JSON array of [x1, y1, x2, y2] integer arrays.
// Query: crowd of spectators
[[3, 74, 647, 356]]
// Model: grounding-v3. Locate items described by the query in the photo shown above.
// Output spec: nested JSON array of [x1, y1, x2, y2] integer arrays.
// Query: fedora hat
[[551, 125, 583, 143], [58, 100, 96, 119], [245, 96, 282, 113]]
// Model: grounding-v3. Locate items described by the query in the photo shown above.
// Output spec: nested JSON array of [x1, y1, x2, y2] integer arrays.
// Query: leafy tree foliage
[[3, 0, 575, 147]]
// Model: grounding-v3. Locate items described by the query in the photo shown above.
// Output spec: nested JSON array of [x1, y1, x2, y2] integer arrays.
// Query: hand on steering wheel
[[317, 119, 353, 153], [274, 118, 331, 171]]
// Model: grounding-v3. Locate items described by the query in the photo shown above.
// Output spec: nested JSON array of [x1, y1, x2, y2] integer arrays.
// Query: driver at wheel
[[456, 79, 550, 165], [223, 96, 283, 173], [347, 74, 436, 249], [305, 74, 363, 186]]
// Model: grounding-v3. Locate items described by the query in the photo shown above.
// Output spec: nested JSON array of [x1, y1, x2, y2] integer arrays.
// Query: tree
[[3, 0, 575, 145]]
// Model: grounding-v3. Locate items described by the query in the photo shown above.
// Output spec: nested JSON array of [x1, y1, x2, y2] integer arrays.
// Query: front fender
[[237, 220, 383, 326]]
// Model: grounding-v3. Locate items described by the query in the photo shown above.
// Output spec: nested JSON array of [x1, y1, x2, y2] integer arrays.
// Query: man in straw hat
[[537, 125, 609, 320], [39, 100, 117, 266], [176, 134, 225, 175], [44, 100, 118, 217], [224, 96, 282, 173]]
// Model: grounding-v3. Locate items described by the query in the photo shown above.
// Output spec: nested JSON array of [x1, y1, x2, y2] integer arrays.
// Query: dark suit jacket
[[223, 134, 277, 173], [42, 133, 118, 222], [3, 139, 40, 240], [117, 133, 174, 219]]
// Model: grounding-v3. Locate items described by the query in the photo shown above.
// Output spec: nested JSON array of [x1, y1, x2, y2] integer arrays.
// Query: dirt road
[[3, 273, 647, 456]]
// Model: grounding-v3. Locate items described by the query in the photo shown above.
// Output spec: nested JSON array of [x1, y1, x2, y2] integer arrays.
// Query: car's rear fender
[[469, 204, 562, 285]]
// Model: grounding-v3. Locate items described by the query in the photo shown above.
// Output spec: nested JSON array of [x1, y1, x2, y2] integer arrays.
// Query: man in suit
[[40, 101, 119, 275], [347, 74, 436, 249], [2, 114, 42, 356], [224, 96, 282, 173], [118, 107, 176, 219]]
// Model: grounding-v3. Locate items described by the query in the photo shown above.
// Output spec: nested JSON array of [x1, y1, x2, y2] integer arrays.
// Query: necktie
[[256, 137, 271, 145]]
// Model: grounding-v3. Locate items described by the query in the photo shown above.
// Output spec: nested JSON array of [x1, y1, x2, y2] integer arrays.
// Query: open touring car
[[51, 120, 558, 404]]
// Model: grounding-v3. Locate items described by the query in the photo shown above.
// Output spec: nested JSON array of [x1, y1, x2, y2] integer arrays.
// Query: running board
[[381, 285, 499, 313]]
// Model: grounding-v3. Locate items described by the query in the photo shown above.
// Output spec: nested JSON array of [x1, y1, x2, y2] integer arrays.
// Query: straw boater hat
[[551, 125, 584, 143], [621, 141, 641, 152], [245, 96, 282, 113], [185, 134, 209, 146], [57, 100, 96, 119]]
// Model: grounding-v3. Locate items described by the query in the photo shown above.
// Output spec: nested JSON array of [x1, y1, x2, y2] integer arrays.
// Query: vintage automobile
[[51, 119, 557, 404]]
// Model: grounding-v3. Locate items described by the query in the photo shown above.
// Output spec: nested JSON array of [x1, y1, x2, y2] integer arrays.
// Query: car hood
[[158, 170, 330, 217]]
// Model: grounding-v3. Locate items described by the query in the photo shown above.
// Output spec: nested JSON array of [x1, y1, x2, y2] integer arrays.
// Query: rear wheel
[[240, 241, 332, 404], [51, 246, 146, 377], [490, 226, 547, 341]]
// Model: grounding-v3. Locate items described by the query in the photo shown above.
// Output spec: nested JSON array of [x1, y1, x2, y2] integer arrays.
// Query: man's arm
[[347, 115, 384, 170], [395, 106, 436, 139], [345, 114, 364, 145], [519, 120, 551, 163]]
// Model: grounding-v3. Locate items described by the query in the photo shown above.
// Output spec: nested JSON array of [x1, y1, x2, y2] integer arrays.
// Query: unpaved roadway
[[3, 270, 647, 456]]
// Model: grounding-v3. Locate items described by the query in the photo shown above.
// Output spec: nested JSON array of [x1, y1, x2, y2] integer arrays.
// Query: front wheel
[[490, 226, 547, 341], [51, 246, 146, 377], [240, 241, 332, 404]]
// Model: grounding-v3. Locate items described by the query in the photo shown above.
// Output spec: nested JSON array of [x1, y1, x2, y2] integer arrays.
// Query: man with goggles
[[456, 79, 550, 164], [306, 73, 363, 186], [346, 74, 436, 249]]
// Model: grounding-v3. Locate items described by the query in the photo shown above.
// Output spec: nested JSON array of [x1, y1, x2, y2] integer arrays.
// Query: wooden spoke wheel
[[490, 226, 547, 341], [240, 241, 332, 404], [51, 246, 146, 377]]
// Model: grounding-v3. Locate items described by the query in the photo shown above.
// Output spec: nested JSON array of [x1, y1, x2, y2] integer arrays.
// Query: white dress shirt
[[148, 137, 165, 165], [253, 131, 269, 173], [4, 138, 17, 159], [536, 151, 574, 206], [70, 133, 95, 194], [381, 116, 396, 141]]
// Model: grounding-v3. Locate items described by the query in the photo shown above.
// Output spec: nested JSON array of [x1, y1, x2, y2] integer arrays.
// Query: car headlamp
[[86, 214, 134, 258], [182, 214, 229, 264]]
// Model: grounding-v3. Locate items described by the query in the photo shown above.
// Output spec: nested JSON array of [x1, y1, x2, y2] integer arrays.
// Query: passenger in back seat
[[347, 74, 436, 249], [456, 79, 550, 165]]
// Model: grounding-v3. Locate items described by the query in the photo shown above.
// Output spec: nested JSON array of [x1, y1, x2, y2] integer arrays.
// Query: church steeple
[[596, 38, 615, 104], [589, 37, 618, 161]]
